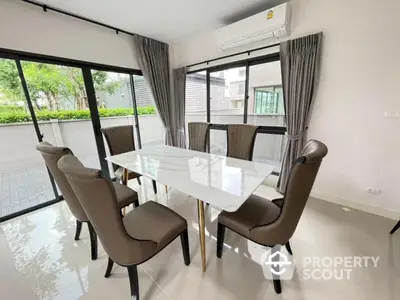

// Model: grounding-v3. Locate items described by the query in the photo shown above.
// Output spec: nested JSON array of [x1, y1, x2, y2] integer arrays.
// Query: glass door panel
[[21, 61, 100, 169], [90, 70, 137, 176], [0, 58, 57, 218], [132, 75, 164, 148], [185, 71, 207, 146]]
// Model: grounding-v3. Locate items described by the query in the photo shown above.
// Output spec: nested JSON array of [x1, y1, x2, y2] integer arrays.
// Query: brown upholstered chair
[[57, 154, 190, 299], [216, 139, 328, 294], [390, 221, 400, 234], [188, 122, 211, 152], [36, 141, 139, 260], [101, 125, 157, 194], [226, 124, 259, 161]]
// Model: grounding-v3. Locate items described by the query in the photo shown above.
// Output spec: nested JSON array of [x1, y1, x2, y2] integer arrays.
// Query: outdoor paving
[[0, 156, 100, 218]]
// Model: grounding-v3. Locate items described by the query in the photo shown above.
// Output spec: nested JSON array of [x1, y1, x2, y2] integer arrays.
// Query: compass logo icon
[[261, 245, 296, 280]]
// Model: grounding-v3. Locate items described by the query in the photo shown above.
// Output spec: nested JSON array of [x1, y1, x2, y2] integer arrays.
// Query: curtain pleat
[[133, 35, 173, 146], [278, 32, 323, 193], [172, 67, 187, 148]]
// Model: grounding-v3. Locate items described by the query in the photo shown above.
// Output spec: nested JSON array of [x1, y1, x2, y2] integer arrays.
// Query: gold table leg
[[122, 168, 128, 216], [197, 199, 206, 272], [165, 185, 168, 193]]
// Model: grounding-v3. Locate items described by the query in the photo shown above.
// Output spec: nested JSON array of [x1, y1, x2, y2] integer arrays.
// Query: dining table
[[106, 145, 275, 272]]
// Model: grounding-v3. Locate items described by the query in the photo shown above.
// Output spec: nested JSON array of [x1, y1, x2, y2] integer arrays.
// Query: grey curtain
[[172, 67, 187, 148], [278, 32, 323, 193], [133, 35, 173, 145]]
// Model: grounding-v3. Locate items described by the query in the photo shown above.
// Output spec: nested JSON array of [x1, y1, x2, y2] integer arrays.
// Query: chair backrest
[[226, 124, 259, 161], [188, 122, 211, 152], [251, 139, 328, 244], [101, 125, 135, 172], [57, 154, 157, 266], [36, 142, 88, 222]]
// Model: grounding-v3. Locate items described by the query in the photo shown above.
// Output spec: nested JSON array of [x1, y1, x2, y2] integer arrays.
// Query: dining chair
[[101, 125, 158, 194], [216, 139, 328, 294], [390, 221, 400, 234], [36, 141, 139, 260], [57, 154, 190, 300], [188, 122, 211, 152], [226, 124, 259, 161]]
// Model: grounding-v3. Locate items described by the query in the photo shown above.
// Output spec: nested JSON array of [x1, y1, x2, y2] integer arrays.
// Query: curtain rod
[[21, 0, 135, 37], [186, 42, 280, 69]]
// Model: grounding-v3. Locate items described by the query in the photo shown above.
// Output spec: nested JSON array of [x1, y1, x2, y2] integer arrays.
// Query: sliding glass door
[[0, 58, 58, 218], [21, 62, 101, 170], [132, 75, 164, 148], [0, 49, 146, 221]]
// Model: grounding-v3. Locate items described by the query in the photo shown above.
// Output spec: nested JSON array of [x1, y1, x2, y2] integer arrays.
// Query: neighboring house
[[186, 62, 284, 116], [98, 76, 154, 109], [185, 72, 225, 113]]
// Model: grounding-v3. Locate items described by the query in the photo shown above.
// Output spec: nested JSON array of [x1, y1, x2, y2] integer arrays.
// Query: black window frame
[[0, 47, 144, 222], [186, 51, 286, 176]]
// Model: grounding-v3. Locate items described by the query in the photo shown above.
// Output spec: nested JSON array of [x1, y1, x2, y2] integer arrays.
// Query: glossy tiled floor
[[0, 178, 399, 300]]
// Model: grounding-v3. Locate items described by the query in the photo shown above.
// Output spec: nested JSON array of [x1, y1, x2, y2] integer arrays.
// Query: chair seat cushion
[[114, 167, 141, 180], [113, 182, 139, 208], [123, 201, 187, 250], [218, 194, 281, 238]]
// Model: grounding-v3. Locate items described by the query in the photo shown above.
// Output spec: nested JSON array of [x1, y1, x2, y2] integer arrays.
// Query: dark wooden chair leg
[[390, 221, 400, 234], [87, 222, 98, 260], [137, 177, 141, 185], [152, 180, 157, 194], [127, 265, 139, 300], [134, 199, 139, 208], [74, 220, 82, 241], [271, 245, 282, 294], [273, 277, 282, 294], [180, 229, 191, 266], [104, 257, 114, 278], [216, 223, 226, 258], [285, 241, 293, 255]]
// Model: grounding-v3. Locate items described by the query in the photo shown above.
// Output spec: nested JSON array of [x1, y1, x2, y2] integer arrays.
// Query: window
[[185, 71, 207, 144], [0, 48, 167, 220], [210, 66, 246, 155], [133, 75, 164, 148], [254, 86, 283, 114], [0, 59, 58, 218], [184, 53, 286, 174], [247, 60, 286, 172], [238, 82, 245, 95]]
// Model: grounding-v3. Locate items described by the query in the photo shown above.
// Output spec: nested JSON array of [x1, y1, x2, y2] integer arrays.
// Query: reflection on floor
[[0, 179, 399, 300]]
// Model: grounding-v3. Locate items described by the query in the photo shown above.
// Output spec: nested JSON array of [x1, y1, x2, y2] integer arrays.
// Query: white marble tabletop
[[106, 145, 275, 212]]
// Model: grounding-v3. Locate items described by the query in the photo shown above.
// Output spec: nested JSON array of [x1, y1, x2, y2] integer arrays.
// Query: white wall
[[0, 0, 138, 69], [173, 0, 400, 217]]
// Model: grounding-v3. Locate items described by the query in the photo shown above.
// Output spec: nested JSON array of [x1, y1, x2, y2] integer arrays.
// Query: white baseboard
[[310, 191, 399, 220]]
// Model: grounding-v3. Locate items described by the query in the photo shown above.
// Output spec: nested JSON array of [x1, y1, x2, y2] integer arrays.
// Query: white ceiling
[[38, 0, 282, 43]]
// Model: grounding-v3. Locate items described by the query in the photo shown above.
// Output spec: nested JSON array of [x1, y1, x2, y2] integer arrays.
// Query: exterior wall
[[248, 61, 283, 114], [0, 114, 283, 170], [0, 122, 55, 170]]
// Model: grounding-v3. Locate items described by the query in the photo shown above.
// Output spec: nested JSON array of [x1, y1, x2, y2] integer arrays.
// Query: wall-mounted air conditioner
[[215, 3, 291, 52]]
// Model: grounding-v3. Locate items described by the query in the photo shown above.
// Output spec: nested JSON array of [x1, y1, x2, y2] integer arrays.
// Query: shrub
[[0, 106, 156, 124], [0, 105, 25, 113]]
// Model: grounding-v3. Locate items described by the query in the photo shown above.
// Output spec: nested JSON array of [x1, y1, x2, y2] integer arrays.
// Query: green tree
[[0, 59, 25, 105], [0, 59, 122, 111]]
